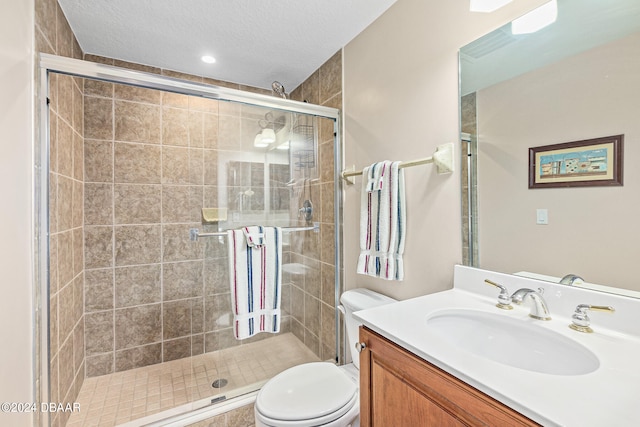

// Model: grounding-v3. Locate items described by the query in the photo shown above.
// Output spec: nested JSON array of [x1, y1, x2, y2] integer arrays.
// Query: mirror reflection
[[460, 0, 640, 297]]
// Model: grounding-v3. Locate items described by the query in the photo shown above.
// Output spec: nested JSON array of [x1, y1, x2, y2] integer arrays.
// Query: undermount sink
[[425, 309, 599, 376]]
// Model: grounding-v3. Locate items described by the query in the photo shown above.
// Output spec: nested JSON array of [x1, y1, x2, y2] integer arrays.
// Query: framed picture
[[528, 135, 623, 189]]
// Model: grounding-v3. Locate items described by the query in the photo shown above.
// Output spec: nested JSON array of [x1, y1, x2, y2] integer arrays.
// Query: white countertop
[[354, 266, 640, 426]]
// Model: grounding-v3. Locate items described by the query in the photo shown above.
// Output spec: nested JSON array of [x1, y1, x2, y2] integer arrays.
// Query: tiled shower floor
[[67, 333, 320, 427]]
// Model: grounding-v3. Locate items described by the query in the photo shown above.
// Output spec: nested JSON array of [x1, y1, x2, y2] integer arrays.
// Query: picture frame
[[528, 135, 624, 189]]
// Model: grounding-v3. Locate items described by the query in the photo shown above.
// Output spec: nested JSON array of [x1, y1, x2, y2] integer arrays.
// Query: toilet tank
[[340, 288, 396, 369]]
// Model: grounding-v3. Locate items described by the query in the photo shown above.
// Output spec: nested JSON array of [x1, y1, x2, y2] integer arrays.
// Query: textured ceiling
[[57, 0, 397, 92]]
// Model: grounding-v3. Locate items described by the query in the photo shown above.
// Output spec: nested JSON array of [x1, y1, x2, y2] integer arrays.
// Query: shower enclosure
[[37, 54, 342, 426]]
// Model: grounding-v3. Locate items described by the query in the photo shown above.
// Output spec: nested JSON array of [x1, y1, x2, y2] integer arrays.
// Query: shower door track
[[35, 53, 343, 427]]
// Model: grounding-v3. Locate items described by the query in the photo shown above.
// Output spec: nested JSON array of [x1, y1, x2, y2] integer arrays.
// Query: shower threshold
[[66, 333, 319, 427]]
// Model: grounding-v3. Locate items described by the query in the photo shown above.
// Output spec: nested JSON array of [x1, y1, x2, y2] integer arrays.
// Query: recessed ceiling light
[[201, 55, 216, 64]]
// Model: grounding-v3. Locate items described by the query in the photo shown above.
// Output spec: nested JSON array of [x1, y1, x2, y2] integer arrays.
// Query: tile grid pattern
[[66, 333, 318, 426], [287, 51, 343, 362], [37, 3, 342, 427], [36, 1, 87, 426], [81, 67, 298, 377]]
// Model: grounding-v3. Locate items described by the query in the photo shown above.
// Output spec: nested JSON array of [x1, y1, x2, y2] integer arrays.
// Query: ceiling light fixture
[[260, 128, 276, 144], [201, 55, 216, 64], [469, 0, 512, 13], [254, 133, 268, 148], [512, 0, 558, 34]]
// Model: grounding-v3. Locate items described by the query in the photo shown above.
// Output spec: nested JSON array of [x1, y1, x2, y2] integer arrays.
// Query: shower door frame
[[35, 53, 343, 427]]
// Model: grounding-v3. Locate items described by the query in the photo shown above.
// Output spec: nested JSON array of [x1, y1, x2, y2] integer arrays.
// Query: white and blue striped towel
[[228, 226, 283, 339], [357, 161, 406, 281]]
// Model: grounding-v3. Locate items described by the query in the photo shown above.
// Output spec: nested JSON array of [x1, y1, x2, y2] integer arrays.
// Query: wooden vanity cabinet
[[359, 326, 540, 427]]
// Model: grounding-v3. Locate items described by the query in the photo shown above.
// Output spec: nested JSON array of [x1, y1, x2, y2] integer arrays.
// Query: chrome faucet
[[484, 279, 513, 310], [560, 274, 584, 285], [569, 304, 615, 333], [511, 288, 551, 320]]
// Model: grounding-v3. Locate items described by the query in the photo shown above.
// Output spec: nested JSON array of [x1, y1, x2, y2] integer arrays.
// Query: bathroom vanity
[[359, 326, 536, 426], [355, 266, 640, 426]]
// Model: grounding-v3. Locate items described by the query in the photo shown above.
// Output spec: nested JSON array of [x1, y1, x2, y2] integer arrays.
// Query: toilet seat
[[255, 362, 358, 427]]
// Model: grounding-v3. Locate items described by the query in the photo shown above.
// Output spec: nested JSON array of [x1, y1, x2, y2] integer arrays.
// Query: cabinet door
[[359, 326, 539, 427]]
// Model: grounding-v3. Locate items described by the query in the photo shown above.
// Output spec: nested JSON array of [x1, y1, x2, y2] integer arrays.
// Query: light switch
[[536, 209, 548, 225]]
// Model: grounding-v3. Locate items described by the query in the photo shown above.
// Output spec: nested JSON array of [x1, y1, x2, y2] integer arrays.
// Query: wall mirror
[[460, 0, 640, 298]]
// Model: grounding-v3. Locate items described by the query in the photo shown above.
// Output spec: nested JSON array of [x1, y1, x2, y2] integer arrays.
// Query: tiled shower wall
[[80, 61, 291, 377], [36, 2, 86, 427], [288, 51, 342, 361]]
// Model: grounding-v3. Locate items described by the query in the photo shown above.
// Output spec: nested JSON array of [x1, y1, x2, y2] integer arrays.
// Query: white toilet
[[254, 288, 396, 427]]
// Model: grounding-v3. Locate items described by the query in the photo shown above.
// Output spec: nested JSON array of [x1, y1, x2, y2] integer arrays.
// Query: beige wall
[[0, 1, 34, 427], [477, 31, 640, 292], [343, 0, 548, 300]]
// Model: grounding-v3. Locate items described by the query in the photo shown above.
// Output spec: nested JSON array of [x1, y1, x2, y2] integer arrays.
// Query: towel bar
[[341, 142, 454, 184], [189, 222, 320, 241]]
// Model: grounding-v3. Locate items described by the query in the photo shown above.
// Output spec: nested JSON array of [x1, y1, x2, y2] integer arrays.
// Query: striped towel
[[357, 161, 406, 281], [228, 226, 283, 339]]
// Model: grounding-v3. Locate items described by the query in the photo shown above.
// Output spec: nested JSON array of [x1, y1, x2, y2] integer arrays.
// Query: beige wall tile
[[162, 91, 189, 109], [57, 74, 74, 127], [162, 146, 190, 184], [115, 343, 162, 372], [162, 107, 190, 147], [303, 294, 320, 337], [84, 183, 113, 225], [204, 259, 228, 295], [57, 118, 74, 178], [188, 111, 204, 148], [114, 225, 162, 266], [203, 113, 219, 149], [57, 229, 74, 286], [58, 336, 75, 404], [86, 353, 114, 377], [163, 300, 193, 339], [114, 84, 161, 104], [114, 184, 162, 224], [203, 150, 218, 185], [73, 131, 84, 181], [85, 269, 114, 312], [162, 224, 203, 262], [72, 179, 84, 228], [114, 142, 161, 184], [84, 77, 113, 99], [84, 97, 114, 140], [84, 226, 114, 269], [163, 261, 204, 301], [85, 311, 114, 355], [114, 304, 162, 349], [84, 139, 113, 183], [72, 228, 84, 278], [162, 186, 193, 223], [114, 100, 161, 144], [57, 175, 74, 230], [163, 337, 191, 362], [114, 264, 162, 308], [189, 148, 204, 185], [204, 294, 232, 332], [320, 51, 342, 104]]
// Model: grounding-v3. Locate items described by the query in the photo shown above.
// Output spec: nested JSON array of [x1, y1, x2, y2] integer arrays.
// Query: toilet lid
[[256, 362, 357, 422]]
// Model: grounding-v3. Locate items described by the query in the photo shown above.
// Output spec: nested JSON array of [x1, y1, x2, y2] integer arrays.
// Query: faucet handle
[[569, 304, 615, 333], [484, 279, 513, 310]]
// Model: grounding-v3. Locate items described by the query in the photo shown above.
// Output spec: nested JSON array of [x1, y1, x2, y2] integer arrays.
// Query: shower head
[[271, 81, 287, 99]]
